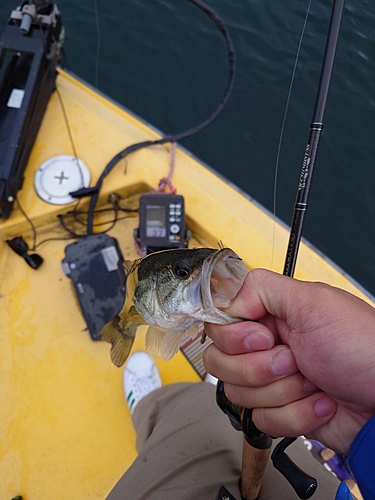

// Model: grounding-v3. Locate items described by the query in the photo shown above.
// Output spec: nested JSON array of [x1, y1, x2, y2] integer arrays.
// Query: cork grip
[[240, 437, 272, 500]]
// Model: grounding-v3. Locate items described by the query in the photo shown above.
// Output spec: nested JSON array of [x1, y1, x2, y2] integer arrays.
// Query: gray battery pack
[[62, 234, 126, 340]]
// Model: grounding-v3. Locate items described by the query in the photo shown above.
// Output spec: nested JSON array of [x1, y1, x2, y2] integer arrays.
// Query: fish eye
[[173, 260, 191, 280]]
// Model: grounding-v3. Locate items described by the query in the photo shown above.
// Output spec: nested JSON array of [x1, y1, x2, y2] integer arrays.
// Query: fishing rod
[[218, 0, 346, 498], [283, 0, 345, 278], [270, 0, 346, 495]]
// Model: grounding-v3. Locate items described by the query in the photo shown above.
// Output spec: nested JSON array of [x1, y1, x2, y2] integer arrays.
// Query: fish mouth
[[200, 248, 248, 313]]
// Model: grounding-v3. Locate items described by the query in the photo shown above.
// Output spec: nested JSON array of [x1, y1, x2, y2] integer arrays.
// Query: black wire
[[57, 214, 86, 238], [57, 197, 138, 237], [34, 236, 76, 249], [83, 0, 236, 235], [164, 0, 236, 143], [92, 204, 119, 232], [116, 205, 139, 213], [16, 197, 37, 250], [31, 205, 135, 248], [70, 206, 116, 227]]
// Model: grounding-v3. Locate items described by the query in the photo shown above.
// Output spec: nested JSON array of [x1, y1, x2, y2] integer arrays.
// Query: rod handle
[[240, 437, 272, 500]]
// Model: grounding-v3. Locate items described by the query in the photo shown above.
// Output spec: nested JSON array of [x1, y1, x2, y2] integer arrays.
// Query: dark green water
[[1, 1, 374, 295]]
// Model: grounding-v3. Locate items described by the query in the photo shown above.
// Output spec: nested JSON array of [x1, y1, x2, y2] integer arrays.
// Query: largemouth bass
[[100, 247, 248, 367]]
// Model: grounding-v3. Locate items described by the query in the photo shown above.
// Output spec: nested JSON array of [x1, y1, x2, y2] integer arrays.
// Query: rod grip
[[240, 437, 272, 500]]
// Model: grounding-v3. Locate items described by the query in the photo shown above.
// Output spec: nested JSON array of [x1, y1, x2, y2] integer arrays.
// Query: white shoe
[[124, 351, 162, 414]]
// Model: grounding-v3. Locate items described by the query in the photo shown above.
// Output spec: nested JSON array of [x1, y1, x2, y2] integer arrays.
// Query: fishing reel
[[216, 380, 318, 499]]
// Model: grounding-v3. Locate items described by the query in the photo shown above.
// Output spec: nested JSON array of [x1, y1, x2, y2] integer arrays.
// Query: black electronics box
[[136, 193, 188, 254], [0, 14, 62, 218], [62, 234, 126, 340]]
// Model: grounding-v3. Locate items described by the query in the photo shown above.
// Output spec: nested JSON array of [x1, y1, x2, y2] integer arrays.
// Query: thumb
[[224, 268, 309, 321]]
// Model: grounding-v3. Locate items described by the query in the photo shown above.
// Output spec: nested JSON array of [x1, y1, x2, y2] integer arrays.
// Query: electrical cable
[[57, 196, 138, 237], [71, 0, 236, 235], [16, 197, 37, 250]]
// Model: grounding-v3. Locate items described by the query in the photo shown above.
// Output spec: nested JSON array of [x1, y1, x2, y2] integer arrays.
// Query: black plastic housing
[[0, 3, 63, 218], [62, 234, 127, 340]]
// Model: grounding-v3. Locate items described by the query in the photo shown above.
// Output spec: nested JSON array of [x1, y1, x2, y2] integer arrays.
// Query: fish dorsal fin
[[123, 260, 134, 274]]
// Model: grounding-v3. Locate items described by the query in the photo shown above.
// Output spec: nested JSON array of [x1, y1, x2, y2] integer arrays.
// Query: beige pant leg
[[106, 382, 340, 500]]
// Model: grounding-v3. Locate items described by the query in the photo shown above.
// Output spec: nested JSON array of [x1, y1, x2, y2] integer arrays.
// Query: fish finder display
[[137, 193, 188, 253], [146, 206, 166, 238]]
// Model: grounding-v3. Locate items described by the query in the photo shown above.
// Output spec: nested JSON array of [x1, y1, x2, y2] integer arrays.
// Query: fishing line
[[40, 9, 86, 217], [92, 0, 115, 199], [55, 88, 81, 166], [93, 0, 101, 90], [271, 0, 312, 270], [54, 87, 86, 233], [37, 14, 83, 185]]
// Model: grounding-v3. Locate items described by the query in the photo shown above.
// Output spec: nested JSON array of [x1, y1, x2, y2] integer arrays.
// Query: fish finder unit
[[135, 193, 190, 254]]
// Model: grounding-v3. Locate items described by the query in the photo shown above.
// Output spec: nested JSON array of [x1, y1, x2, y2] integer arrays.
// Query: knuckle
[[240, 352, 270, 387], [224, 384, 243, 407], [252, 408, 272, 435], [242, 360, 257, 386]]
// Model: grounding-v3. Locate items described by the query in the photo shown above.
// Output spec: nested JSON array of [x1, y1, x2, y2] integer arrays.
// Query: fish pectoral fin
[[145, 327, 184, 361], [100, 315, 136, 367], [145, 326, 166, 359], [161, 329, 184, 361]]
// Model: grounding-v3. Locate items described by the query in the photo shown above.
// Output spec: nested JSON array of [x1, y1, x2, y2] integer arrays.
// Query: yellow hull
[[0, 69, 370, 499]]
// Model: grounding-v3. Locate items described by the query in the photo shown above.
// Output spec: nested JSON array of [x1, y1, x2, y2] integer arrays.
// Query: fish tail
[[100, 315, 135, 367]]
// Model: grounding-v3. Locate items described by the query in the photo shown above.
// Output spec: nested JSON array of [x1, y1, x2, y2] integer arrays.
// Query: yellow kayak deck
[[0, 69, 371, 499]]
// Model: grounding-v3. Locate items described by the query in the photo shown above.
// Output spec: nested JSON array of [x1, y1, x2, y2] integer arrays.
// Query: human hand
[[203, 269, 375, 455]]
